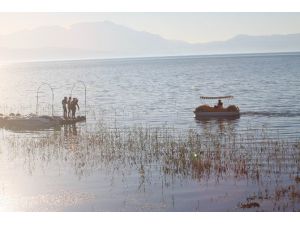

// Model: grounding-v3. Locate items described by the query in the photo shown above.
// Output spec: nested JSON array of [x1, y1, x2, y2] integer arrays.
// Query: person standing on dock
[[67, 97, 72, 118], [71, 98, 80, 119], [62, 97, 68, 118]]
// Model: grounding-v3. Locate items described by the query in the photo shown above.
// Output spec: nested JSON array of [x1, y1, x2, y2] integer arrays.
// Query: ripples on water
[[0, 53, 300, 211], [0, 53, 300, 137]]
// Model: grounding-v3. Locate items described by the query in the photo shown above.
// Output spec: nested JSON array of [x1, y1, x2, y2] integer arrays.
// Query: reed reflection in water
[[1, 119, 300, 211]]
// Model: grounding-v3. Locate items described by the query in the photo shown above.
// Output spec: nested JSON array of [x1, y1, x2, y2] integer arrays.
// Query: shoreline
[[1, 51, 300, 66]]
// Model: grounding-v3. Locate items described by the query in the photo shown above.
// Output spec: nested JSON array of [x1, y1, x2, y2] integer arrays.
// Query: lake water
[[1, 53, 300, 137], [0, 53, 300, 211]]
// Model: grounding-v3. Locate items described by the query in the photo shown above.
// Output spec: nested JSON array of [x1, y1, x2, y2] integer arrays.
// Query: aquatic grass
[[2, 124, 300, 210], [4, 125, 300, 179], [239, 178, 300, 211]]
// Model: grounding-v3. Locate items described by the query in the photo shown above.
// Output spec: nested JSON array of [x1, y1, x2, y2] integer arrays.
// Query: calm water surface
[[0, 53, 299, 211]]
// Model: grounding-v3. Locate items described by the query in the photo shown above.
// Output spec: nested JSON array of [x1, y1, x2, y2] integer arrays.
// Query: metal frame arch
[[36, 82, 54, 116]]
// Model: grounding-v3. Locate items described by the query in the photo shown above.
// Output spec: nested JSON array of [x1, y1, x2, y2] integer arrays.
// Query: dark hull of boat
[[194, 111, 240, 117]]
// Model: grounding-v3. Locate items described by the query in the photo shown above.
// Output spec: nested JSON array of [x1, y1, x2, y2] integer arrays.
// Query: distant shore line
[[1, 51, 300, 65]]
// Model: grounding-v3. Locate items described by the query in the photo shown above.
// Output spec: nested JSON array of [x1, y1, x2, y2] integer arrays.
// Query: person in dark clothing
[[71, 98, 80, 119], [217, 99, 223, 109], [62, 97, 68, 118], [67, 97, 72, 118]]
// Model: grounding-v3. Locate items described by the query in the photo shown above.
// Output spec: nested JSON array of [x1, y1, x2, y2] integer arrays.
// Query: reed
[[3, 124, 300, 210]]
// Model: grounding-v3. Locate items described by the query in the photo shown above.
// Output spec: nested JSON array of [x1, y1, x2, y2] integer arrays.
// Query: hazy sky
[[0, 12, 300, 43]]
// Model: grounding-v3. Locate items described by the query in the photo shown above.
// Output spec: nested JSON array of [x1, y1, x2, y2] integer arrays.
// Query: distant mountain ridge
[[1, 21, 300, 61]]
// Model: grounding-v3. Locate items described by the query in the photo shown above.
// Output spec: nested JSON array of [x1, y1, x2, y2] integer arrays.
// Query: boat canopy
[[200, 96, 234, 99]]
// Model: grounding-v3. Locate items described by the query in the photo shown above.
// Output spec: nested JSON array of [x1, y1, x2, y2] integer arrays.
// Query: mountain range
[[1, 21, 300, 61]]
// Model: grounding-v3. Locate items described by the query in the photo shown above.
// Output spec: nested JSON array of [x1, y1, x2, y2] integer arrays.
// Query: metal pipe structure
[[36, 82, 54, 116]]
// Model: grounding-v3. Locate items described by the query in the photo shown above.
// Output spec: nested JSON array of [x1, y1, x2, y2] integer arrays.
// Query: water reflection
[[63, 124, 78, 137], [1, 55, 300, 139], [195, 115, 240, 135], [1, 124, 300, 211], [0, 121, 62, 133]]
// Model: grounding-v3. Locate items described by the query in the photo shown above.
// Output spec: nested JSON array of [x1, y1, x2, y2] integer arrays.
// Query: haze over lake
[[1, 12, 300, 212], [1, 21, 300, 61]]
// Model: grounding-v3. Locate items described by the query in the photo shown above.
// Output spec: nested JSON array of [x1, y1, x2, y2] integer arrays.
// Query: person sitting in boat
[[62, 97, 68, 118], [71, 98, 80, 119], [217, 99, 223, 109]]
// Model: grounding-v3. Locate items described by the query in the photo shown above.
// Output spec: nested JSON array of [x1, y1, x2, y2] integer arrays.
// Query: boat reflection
[[195, 115, 240, 135]]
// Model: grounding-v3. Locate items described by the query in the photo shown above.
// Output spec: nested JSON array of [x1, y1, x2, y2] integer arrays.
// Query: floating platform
[[0, 114, 86, 131]]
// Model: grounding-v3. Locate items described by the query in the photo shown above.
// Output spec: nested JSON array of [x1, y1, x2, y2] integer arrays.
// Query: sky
[[0, 12, 300, 43]]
